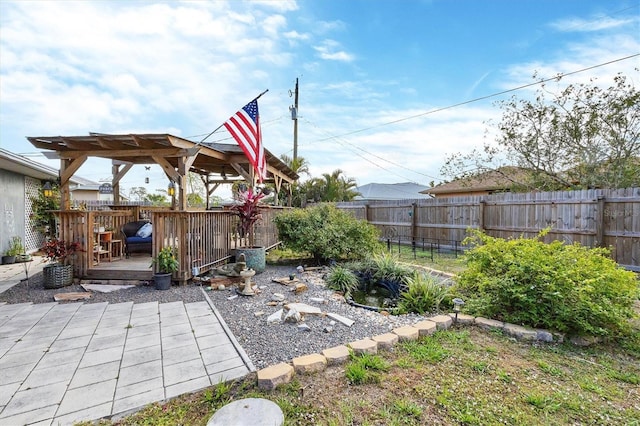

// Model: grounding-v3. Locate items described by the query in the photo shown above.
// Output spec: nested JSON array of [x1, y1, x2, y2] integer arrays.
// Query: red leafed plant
[[229, 187, 266, 245], [42, 239, 80, 265]]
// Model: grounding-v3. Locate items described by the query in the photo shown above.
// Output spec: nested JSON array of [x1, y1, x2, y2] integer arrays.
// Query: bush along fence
[[337, 187, 640, 272]]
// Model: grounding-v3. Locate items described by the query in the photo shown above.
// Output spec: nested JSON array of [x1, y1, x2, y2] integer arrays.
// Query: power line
[[301, 118, 437, 182], [310, 54, 640, 143]]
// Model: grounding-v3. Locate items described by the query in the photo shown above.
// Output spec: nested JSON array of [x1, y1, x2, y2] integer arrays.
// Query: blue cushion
[[126, 236, 152, 244], [136, 223, 152, 238]]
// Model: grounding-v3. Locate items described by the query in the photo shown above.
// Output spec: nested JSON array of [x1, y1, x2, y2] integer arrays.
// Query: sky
[[1, 0, 638, 199]]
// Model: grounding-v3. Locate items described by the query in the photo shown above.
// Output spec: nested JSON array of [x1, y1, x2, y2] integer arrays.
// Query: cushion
[[136, 223, 153, 238], [126, 236, 152, 244]]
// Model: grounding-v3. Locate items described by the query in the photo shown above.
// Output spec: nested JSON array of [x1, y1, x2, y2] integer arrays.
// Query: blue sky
[[1, 0, 638, 198]]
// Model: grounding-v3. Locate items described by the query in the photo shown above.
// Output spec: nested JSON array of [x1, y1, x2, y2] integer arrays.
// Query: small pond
[[350, 284, 397, 311]]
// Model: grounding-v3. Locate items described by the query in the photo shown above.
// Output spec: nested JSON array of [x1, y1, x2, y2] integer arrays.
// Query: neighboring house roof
[[355, 182, 433, 201], [423, 166, 533, 196], [0, 148, 78, 183], [0, 148, 99, 188]]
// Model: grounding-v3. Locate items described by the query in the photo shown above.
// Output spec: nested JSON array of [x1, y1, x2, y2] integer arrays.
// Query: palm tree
[[279, 154, 311, 206], [280, 154, 310, 177], [319, 169, 358, 202]]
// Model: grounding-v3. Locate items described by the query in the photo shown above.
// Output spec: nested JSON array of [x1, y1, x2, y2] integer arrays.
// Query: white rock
[[272, 293, 285, 302], [327, 312, 355, 327], [267, 309, 283, 324], [285, 303, 322, 315], [254, 311, 265, 317], [284, 308, 301, 323], [296, 265, 304, 273], [217, 284, 225, 290], [227, 295, 238, 300], [309, 297, 326, 304], [298, 323, 312, 332]]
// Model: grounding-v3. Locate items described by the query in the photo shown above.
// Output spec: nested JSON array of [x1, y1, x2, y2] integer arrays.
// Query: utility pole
[[290, 78, 299, 160]]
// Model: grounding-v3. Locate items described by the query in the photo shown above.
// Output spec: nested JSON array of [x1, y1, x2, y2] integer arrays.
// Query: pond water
[[351, 285, 396, 310]]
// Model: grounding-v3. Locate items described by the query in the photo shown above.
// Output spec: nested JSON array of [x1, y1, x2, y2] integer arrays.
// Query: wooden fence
[[337, 187, 640, 272]]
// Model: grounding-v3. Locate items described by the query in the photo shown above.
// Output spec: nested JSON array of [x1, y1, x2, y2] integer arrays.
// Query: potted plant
[[2, 236, 23, 265], [151, 246, 179, 290], [229, 186, 269, 273], [42, 239, 79, 288]]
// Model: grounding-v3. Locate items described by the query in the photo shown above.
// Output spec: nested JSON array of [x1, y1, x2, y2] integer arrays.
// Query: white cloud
[[549, 16, 636, 32], [251, 0, 298, 13], [284, 30, 310, 41], [313, 39, 355, 62]]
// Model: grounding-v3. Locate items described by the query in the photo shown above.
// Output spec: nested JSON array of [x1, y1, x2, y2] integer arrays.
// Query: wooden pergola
[[27, 133, 299, 209], [25, 133, 298, 283]]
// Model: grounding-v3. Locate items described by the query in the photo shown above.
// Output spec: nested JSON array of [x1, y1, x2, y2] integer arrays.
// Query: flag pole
[[197, 89, 269, 144]]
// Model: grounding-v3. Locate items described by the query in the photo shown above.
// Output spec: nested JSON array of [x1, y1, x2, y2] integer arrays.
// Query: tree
[[442, 71, 640, 191], [318, 169, 359, 202], [297, 169, 359, 204], [279, 154, 310, 206], [145, 193, 169, 206], [129, 187, 148, 201]]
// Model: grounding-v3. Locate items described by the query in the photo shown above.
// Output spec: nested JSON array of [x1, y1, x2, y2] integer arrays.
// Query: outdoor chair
[[121, 220, 152, 257]]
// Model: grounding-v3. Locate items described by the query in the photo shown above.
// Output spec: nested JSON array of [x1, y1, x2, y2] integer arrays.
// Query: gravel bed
[[0, 265, 427, 369], [204, 265, 427, 369], [0, 273, 207, 305]]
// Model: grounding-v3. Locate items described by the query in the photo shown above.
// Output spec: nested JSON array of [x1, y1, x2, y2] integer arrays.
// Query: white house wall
[[0, 169, 26, 254]]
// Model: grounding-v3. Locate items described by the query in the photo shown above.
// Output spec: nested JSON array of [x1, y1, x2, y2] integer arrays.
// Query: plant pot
[[235, 246, 266, 274], [16, 254, 31, 263], [2, 255, 16, 265], [43, 264, 74, 289], [154, 273, 172, 290]]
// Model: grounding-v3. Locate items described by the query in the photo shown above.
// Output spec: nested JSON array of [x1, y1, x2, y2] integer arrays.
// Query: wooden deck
[[84, 254, 153, 281]]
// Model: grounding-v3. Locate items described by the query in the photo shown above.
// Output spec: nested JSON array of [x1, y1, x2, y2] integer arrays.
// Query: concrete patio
[[0, 261, 254, 425]]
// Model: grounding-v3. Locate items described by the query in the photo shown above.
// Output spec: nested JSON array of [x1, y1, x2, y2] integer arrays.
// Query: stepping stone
[[292, 353, 327, 374], [413, 320, 437, 336], [208, 398, 283, 426], [429, 315, 453, 330], [348, 338, 377, 355], [372, 333, 398, 350], [257, 363, 294, 390], [53, 292, 92, 301], [447, 313, 475, 325], [504, 323, 538, 341], [81, 284, 135, 293], [475, 317, 504, 330], [321, 345, 350, 365], [393, 326, 419, 341]]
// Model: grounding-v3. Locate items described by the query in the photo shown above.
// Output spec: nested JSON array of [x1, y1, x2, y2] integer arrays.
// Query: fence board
[[338, 187, 640, 270]]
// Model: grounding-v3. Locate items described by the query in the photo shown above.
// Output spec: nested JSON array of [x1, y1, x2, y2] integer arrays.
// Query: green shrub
[[274, 204, 382, 263], [371, 251, 413, 283], [398, 272, 451, 315], [326, 265, 360, 298], [453, 229, 639, 338]]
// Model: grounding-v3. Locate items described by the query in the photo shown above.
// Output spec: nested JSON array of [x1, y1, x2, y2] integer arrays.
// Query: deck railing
[[55, 206, 288, 283]]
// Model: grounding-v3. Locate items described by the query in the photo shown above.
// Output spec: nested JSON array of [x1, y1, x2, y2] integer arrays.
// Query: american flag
[[223, 99, 267, 183]]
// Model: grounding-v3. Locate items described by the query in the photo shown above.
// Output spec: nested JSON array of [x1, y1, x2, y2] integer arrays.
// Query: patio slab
[[0, 291, 252, 425]]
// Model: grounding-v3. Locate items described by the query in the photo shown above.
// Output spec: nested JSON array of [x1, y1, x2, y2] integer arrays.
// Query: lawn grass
[[267, 245, 468, 276], [79, 328, 640, 426], [393, 244, 467, 275]]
